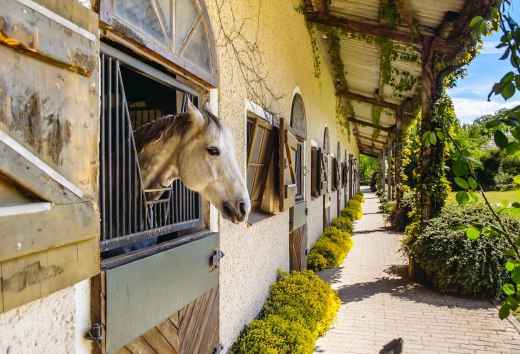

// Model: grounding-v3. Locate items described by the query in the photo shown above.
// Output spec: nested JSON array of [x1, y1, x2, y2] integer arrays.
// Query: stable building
[[0, 0, 488, 352]]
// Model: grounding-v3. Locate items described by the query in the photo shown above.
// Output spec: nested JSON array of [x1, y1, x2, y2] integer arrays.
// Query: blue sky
[[447, 2, 520, 124]]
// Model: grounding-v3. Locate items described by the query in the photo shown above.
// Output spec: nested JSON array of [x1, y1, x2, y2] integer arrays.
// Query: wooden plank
[[157, 319, 180, 351], [33, 0, 99, 34], [337, 90, 399, 111], [290, 201, 307, 231], [126, 337, 156, 354], [306, 13, 420, 47], [348, 117, 394, 132], [142, 327, 176, 354], [0, 263, 3, 312], [0, 177, 33, 206], [1, 237, 98, 313], [0, 202, 99, 262], [0, 0, 98, 76], [1, 251, 50, 311], [90, 274, 103, 354], [112, 347, 132, 354], [105, 233, 219, 354]]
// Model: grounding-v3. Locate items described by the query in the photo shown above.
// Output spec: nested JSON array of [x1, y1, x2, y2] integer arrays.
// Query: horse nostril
[[222, 202, 234, 218], [238, 200, 247, 217]]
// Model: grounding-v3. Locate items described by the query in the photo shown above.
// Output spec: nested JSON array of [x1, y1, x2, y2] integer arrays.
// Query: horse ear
[[187, 100, 206, 130]]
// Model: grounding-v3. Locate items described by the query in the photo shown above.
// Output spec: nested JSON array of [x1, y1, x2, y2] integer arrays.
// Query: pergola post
[[381, 148, 386, 194], [387, 140, 393, 200], [395, 110, 403, 206]]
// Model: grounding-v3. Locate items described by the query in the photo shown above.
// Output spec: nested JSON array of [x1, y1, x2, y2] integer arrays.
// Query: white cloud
[[452, 98, 520, 123], [480, 41, 504, 55]]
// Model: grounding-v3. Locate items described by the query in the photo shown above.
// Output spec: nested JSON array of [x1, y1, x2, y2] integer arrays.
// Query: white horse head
[[134, 101, 250, 223]]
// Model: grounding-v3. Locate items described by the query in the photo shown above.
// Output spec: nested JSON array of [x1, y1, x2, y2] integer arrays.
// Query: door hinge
[[210, 250, 225, 268], [212, 343, 224, 354], [85, 323, 102, 341]]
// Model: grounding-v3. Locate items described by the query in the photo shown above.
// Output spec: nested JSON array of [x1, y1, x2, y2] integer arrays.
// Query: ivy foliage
[[402, 203, 520, 299]]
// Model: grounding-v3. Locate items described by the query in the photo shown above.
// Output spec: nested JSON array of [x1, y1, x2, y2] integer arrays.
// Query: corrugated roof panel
[[329, 0, 380, 22], [410, 0, 466, 31]]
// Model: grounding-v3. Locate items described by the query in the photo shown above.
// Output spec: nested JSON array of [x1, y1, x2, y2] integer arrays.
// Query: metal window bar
[[100, 53, 202, 253]]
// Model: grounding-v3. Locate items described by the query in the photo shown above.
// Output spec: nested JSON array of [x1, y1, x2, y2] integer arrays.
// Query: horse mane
[[133, 109, 222, 152]]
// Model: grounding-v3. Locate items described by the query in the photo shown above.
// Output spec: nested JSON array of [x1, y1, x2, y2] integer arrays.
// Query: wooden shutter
[[0, 0, 99, 313], [321, 152, 329, 194], [335, 159, 341, 190], [331, 158, 340, 192], [247, 117, 274, 208], [279, 118, 298, 212], [342, 163, 348, 187], [311, 147, 321, 197]]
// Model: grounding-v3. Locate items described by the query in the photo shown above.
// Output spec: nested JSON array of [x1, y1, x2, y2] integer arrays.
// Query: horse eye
[[207, 147, 220, 156]]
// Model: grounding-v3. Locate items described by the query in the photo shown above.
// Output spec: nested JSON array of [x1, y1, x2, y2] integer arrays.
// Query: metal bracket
[[210, 250, 225, 268], [85, 323, 102, 341], [212, 343, 224, 354]]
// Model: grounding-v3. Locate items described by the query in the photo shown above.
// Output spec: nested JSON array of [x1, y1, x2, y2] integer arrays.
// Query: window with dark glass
[[290, 94, 307, 202]]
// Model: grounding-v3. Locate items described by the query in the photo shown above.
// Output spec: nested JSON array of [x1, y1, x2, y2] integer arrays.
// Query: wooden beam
[[358, 136, 387, 146], [348, 117, 394, 132], [306, 13, 419, 47], [338, 90, 399, 111], [315, 0, 329, 14]]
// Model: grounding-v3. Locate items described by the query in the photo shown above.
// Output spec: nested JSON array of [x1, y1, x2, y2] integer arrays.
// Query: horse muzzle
[[222, 200, 250, 223]]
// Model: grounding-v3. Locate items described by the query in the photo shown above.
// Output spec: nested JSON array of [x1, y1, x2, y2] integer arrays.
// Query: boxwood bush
[[231, 270, 340, 354], [353, 192, 365, 203], [330, 215, 353, 233], [307, 226, 354, 271], [341, 199, 363, 220], [402, 203, 520, 299]]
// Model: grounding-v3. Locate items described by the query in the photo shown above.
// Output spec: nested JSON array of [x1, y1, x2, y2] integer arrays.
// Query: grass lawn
[[447, 189, 520, 205]]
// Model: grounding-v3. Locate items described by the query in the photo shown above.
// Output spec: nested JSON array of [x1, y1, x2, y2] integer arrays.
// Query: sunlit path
[[314, 188, 520, 354]]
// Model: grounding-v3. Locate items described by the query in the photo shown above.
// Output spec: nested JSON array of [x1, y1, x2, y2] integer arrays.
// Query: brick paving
[[314, 188, 520, 354]]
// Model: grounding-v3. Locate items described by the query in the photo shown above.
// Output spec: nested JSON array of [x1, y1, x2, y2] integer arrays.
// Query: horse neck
[[138, 133, 184, 190]]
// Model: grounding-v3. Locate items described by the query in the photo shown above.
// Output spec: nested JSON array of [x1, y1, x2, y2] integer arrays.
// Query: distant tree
[[359, 155, 378, 183]]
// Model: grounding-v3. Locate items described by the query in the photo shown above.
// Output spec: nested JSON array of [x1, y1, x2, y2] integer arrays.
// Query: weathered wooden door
[[93, 232, 221, 354], [289, 202, 307, 271]]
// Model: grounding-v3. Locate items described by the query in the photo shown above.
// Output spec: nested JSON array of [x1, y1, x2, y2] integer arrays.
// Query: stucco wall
[[205, 0, 358, 350], [0, 280, 92, 354]]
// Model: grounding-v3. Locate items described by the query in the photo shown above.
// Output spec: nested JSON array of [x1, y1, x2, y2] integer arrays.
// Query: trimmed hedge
[[342, 199, 363, 220], [330, 215, 353, 233], [353, 192, 365, 203], [402, 203, 520, 299], [231, 270, 340, 354], [307, 227, 354, 270]]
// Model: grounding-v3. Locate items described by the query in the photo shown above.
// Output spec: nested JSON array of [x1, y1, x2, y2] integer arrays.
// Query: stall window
[[290, 94, 307, 202]]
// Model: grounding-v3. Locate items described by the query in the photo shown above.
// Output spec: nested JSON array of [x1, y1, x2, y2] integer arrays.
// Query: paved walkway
[[314, 188, 520, 354]]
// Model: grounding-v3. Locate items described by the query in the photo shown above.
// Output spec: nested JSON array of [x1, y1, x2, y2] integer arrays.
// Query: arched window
[[290, 93, 307, 201], [323, 127, 330, 154], [99, 0, 217, 86], [290, 93, 307, 139]]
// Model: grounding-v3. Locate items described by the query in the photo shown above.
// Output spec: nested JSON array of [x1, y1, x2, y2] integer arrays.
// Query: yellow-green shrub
[[307, 227, 354, 271], [231, 270, 340, 354], [342, 199, 363, 220], [330, 215, 353, 232], [353, 192, 365, 203]]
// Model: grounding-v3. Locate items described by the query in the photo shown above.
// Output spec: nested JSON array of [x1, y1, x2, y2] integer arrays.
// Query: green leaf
[[502, 199, 510, 208], [453, 160, 469, 177], [449, 224, 467, 231], [469, 16, 484, 28], [506, 296, 519, 311], [506, 142, 520, 154], [501, 48, 511, 61], [511, 268, 520, 284], [505, 249, 518, 257], [468, 176, 478, 189], [456, 191, 470, 205], [499, 304, 510, 320], [502, 82, 516, 100], [454, 177, 469, 190], [468, 190, 478, 202], [430, 132, 437, 145], [514, 175, 520, 185], [485, 119, 502, 128], [502, 71, 515, 83], [436, 131, 444, 140], [506, 261, 517, 272], [466, 227, 480, 240], [494, 130, 509, 149], [465, 157, 483, 166], [503, 283, 516, 296], [490, 224, 506, 235]]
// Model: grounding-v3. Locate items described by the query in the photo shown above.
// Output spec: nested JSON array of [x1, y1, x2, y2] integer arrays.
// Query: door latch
[[210, 250, 225, 268]]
